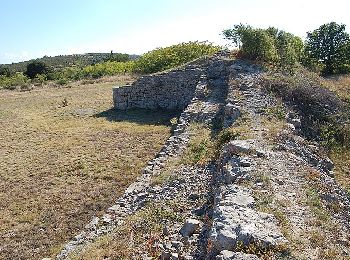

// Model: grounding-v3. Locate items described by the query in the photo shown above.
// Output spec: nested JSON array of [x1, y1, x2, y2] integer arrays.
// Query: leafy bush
[[56, 78, 69, 86], [223, 24, 278, 62], [82, 61, 134, 78], [215, 129, 239, 148], [134, 41, 221, 74], [223, 24, 303, 69], [0, 72, 29, 89]]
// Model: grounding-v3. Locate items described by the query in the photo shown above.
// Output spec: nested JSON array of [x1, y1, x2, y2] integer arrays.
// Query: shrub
[[105, 51, 130, 62], [0, 72, 29, 90], [223, 24, 278, 62], [223, 24, 303, 69], [56, 78, 69, 86], [134, 41, 221, 74]]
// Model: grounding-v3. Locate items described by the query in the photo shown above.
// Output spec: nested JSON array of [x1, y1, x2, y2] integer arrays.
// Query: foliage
[[25, 60, 50, 79], [105, 51, 130, 62], [304, 22, 350, 75], [0, 42, 219, 89], [2, 53, 134, 73], [0, 72, 29, 89], [223, 24, 278, 62], [0, 66, 12, 77], [215, 129, 239, 149], [223, 24, 303, 69], [134, 41, 221, 73]]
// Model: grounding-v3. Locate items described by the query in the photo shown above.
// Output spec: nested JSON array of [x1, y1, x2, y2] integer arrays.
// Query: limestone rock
[[216, 250, 259, 260], [223, 139, 265, 156], [210, 185, 287, 251], [221, 158, 251, 184], [180, 219, 201, 237]]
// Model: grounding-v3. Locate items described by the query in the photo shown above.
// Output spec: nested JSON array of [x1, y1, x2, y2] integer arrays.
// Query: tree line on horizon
[[0, 22, 349, 90], [223, 22, 350, 75]]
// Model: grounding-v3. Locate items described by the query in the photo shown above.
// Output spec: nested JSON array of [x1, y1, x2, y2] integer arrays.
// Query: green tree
[[223, 24, 303, 69], [305, 22, 350, 74], [0, 66, 12, 77], [25, 60, 50, 79], [223, 24, 278, 62]]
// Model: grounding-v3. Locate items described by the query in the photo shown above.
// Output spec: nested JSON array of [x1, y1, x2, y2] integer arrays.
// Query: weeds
[[181, 124, 214, 165], [71, 203, 184, 259], [263, 104, 286, 120], [306, 187, 330, 222]]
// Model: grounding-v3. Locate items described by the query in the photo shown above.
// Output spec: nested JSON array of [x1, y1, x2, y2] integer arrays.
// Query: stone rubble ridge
[[56, 52, 349, 259]]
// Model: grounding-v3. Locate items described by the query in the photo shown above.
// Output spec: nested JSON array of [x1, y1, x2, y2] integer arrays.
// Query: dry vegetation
[[323, 74, 350, 103], [323, 75, 350, 195], [0, 78, 176, 259], [70, 202, 184, 259]]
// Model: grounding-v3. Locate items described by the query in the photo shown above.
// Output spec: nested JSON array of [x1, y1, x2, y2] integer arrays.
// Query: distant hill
[[1, 53, 139, 73]]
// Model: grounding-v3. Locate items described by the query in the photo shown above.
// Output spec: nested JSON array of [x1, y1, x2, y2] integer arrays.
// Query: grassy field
[[0, 77, 176, 259]]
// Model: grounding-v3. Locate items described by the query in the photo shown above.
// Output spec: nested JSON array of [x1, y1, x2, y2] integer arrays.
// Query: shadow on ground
[[94, 108, 182, 126]]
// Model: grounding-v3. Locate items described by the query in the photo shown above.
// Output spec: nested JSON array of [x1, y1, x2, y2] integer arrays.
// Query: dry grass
[[330, 148, 350, 195], [323, 75, 350, 103], [0, 78, 175, 259], [322, 75, 350, 196], [70, 202, 184, 259]]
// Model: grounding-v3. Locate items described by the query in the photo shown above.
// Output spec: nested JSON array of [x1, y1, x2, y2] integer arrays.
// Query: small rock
[[216, 250, 259, 260], [161, 251, 171, 260], [291, 118, 301, 128], [163, 224, 170, 236], [171, 240, 183, 249], [102, 214, 112, 224], [171, 253, 179, 260], [319, 158, 334, 172], [189, 193, 200, 201], [180, 218, 201, 237]]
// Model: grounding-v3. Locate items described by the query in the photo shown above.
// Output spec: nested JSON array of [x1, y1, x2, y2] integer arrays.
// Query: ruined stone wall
[[113, 64, 204, 110]]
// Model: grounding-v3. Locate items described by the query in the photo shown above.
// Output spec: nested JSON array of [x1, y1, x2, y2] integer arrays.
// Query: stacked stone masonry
[[113, 64, 204, 110]]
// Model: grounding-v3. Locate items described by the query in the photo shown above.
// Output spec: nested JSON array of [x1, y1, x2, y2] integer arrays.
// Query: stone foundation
[[113, 63, 205, 110]]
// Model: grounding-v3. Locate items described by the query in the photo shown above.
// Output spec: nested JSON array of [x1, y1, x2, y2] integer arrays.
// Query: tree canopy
[[25, 61, 50, 79], [223, 24, 303, 69], [305, 22, 350, 75]]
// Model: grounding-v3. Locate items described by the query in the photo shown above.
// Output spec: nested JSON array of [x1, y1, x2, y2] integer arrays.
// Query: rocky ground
[[56, 54, 350, 259]]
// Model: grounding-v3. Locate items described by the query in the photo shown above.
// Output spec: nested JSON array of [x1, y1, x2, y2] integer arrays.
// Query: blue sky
[[1, 0, 349, 64]]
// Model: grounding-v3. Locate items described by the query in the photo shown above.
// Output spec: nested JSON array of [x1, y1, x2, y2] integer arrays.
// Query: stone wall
[[113, 64, 204, 110]]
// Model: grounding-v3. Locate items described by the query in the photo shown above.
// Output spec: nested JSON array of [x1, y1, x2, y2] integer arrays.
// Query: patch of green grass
[[306, 187, 330, 222]]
